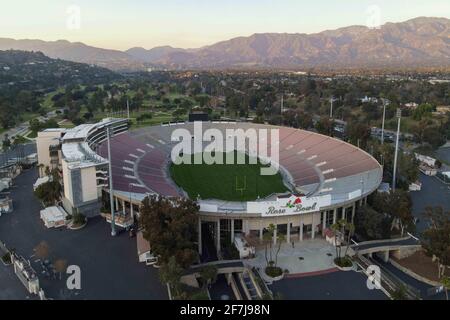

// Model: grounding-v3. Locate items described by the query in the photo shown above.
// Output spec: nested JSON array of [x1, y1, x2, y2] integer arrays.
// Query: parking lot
[[0, 168, 167, 300], [412, 173, 450, 235]]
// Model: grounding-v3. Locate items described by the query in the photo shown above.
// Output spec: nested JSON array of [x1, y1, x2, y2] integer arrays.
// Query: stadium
[[37, 118, 383, 258]]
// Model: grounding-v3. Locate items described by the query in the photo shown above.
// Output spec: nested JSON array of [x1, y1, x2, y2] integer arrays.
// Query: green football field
[[169, 152, 288, 201]]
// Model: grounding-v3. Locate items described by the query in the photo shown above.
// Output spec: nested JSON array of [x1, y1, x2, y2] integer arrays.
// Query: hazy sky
[[1, 0, 449, 50]]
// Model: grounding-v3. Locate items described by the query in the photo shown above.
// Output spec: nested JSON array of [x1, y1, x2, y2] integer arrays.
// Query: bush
[[265, 266, 283, 278], [334, 257, 353, 268], [72, 213, 86, 226], [1, 252, 12, 265], [190, 291, 209, 300], [136, 113, 153, 122]]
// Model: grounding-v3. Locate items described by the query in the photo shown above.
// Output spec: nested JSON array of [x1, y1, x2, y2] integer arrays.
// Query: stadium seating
[[96, 123, 381, 199]]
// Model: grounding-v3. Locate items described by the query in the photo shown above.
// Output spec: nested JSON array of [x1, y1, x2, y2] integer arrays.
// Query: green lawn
[[170, 152, 288, 201]]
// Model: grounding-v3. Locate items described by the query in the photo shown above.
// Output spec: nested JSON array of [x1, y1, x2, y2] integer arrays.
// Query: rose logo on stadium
[[285, 197, 302, 208]]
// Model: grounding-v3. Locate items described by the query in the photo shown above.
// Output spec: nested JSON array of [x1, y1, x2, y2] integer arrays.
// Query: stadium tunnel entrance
[[200, 221, 218, 262]]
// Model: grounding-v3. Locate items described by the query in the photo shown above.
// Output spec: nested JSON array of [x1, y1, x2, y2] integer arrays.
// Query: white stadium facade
[[37, 118, 382, 255]]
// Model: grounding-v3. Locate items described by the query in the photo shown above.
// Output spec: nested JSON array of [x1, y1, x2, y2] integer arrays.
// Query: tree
[[315, 117, 334, 136], [159, 256, 184, 298], [54, 259, 68, 280], [72, 210, 86, 226], [422, 125, 446, 149], [262, 224, 275, 267], [2, 134, 11, 150], [194, 95, 211, 108], [422, 207, 450, 279], [282, 109, 312, 129], [34, 179, 62, 206], [372, 190, 413, 236], [34, 241, 50, 260], [346, 121, 371, 149], [139, 195, 199, 268], [441, 276, 450, 301], [274, 233, 285, 268], [262, 223, 286, 268], [199, 265, 218, 289], [331, 219, 355, 264], [391, 285, 408, 300], [398, 152, 419, 186], [412, 103, 434, 121], [354, 205, 392, 241]]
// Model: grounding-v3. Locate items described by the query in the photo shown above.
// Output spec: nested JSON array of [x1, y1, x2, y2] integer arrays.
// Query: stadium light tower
[[330, 97, 334, 119], [392, 108, 402, 192], [381, 100, 386, 144], [107, 126, 116, 236]]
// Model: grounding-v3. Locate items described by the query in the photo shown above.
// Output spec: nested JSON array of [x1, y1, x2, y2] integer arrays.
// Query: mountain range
[[1, 17, 449, 71]]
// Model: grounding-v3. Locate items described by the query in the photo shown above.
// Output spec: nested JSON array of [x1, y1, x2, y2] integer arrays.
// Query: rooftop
[[61, 118, 128, 169]]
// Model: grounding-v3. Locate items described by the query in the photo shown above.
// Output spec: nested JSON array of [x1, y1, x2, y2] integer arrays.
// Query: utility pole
[[381, 100, 386, 144], [127, 99, 130, 119], [392, 108, 402, 192], [107, 127, 116, 236], [330, 97, 334, 119]]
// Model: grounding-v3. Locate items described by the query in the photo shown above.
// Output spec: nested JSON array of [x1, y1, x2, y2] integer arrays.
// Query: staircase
[[242, 272, 259, 300]]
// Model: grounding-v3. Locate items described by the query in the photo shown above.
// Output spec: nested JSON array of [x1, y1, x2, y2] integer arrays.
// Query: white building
[[36, 129, 66, 177], [415, 153, 436, 167], [0, 197, 13, 216], [36, 118, 129, 217], [40, 206, 68, 228], [137, 231, 157, 265], [234, 234, 255, 259]]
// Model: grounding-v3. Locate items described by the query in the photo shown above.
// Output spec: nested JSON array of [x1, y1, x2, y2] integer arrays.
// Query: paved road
[[353, 237, 419, 253], [372, 256, 445, 300], [0, 143, 37, 166], [0, 110, 61, 143], [0, 123, 29, 143], [270, 270, 387, 300], [0, 167, 167, 300], [412, 173, 450, 236], [436, 146, 450, 164], [209, 274, 235, 301]]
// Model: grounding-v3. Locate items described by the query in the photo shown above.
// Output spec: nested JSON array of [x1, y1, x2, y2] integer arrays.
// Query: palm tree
[[274, 233, 285, 268], [391, 285, 408, 300], [263, 224, 276, 266], [200, 265, 218, 289], [441, 276, 450, 301], [54, 259, 68, 280], [343, 222, 355, 257], [331, 222, 341, 259], [331, 219, 355, 265]]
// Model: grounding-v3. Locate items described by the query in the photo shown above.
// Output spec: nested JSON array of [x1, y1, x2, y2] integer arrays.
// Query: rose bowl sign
[[247, 195, 332, 217]]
